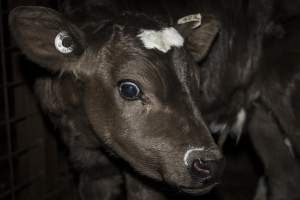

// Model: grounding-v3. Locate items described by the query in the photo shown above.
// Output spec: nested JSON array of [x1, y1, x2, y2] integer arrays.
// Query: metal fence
[[0, 1, 78, 199]]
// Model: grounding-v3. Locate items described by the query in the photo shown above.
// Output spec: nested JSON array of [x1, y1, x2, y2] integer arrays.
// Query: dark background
[[0, 1, 262, 200], [1, 1, 79, 200]]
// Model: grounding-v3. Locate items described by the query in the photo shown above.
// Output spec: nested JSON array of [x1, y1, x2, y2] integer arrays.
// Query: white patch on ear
[[54, 31, 74, 54], [184, 147, 205, 166], [137, 27, 184, 53], [231, 108, 247, 142]]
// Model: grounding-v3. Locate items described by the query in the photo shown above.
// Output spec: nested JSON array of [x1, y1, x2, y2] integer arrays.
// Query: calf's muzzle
[[184, 148, 225, 188]]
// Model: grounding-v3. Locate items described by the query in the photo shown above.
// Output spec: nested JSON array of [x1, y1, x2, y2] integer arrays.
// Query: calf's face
[[10, 6, 223, 195]]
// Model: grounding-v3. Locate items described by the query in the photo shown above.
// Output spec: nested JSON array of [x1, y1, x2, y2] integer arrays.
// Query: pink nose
[[189, 158, 225, 182], [191, 159, 211, 179]]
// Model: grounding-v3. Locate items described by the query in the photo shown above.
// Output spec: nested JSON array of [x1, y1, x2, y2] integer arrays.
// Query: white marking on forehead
[[137, 27, 184, 53], [184, 147, 205, 166]]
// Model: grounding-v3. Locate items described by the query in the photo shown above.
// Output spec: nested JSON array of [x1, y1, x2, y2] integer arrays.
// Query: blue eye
[[118, 81, 141, 100]]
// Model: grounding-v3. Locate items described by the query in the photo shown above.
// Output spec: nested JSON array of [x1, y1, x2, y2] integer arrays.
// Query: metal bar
[[15, 171, 45, 191], [0, 10, 9, 14], [41, 176, 75, 200], [0, 139, 44, 161], [0, 80, 25, 88], [4, 46, 18, 52], [0, 6, 16, 200], [42, 187, 67, 200], [0, 171, 45, 200], [0, 190, 11, 199], [0, 112, 39, 126]]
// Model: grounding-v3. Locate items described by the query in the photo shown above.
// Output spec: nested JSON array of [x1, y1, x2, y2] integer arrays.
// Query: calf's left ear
[[177, 14, 220, 62], [9, 6, 85, 73]]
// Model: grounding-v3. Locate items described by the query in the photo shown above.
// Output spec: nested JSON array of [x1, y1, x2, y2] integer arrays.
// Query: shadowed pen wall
[[0, 1, 79, 200]]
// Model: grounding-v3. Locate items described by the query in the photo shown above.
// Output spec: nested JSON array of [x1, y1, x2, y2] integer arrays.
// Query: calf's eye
[[118, 81, 141, 100]]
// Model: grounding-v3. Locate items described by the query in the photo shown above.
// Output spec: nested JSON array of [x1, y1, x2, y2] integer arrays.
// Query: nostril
[[193, 159, 210, 174], [191, 159, 211, 179], [184, 148, 225, 182]]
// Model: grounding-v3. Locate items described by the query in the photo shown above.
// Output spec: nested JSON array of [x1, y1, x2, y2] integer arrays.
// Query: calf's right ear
[[9, 6, 85, 73], [177, 14, 220, 63]]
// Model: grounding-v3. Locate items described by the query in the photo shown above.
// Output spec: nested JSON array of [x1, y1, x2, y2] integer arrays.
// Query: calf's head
[[10, 6, 223, 195]]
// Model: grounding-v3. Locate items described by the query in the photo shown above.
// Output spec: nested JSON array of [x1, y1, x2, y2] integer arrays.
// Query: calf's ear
[[9, 6, 85, 73], [177, 14, 220, 62]]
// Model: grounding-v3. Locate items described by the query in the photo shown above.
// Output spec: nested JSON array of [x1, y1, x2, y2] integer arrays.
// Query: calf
[[9, 1, 224, 199], [10, 0, 300, 199]]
